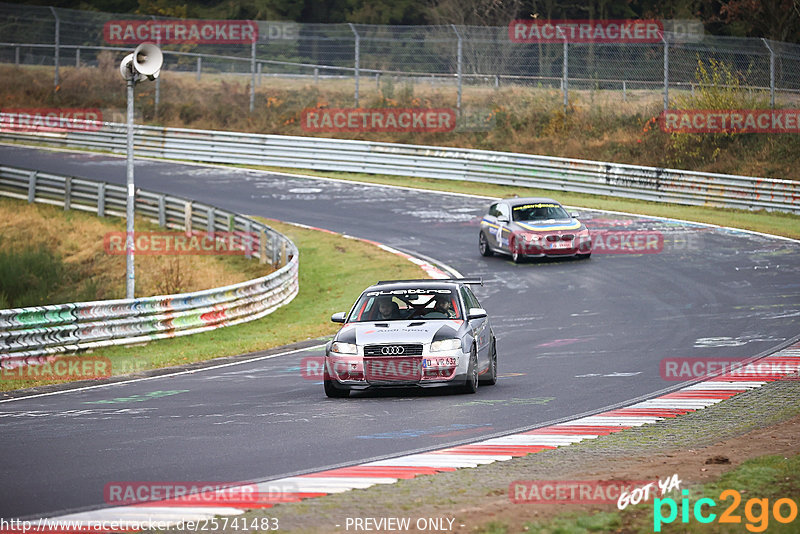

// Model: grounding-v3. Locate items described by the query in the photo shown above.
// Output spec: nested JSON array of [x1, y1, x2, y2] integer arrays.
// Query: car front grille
[[363, 344, 424, 356], [364, 356, 423, 383]]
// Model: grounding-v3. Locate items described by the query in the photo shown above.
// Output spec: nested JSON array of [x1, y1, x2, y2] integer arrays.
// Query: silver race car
[[479, 197, 592, 262], [324, 278, 497, 397]]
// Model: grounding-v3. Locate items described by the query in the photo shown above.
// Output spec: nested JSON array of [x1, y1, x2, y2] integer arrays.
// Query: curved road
[[0, 145, 798, 519]]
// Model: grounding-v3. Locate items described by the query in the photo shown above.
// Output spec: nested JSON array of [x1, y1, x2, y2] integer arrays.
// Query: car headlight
[[431, 339, 461, 352], [331, 342, 357, 355]]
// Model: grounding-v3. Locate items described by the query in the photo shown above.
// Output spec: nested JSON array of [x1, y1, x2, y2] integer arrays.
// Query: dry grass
[[0, 197, 271, 305], [2, 61, 799, 180]]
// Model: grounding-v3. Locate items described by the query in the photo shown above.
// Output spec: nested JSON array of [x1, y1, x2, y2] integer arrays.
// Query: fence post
[[250, 38, 256, 113], [75, 48, 80, 68], [314, 67, 319, 84], [49, 7, 60, 88], [196, 56, 202, 81], [15, 46, 19, 66], [27, 171, 37, 203], [762, 38, 775, 108], [349, 23, 360, 107], [64, 176, 71, 210], [562, 39, 568, 115], [152, 16, 161, 118], [451, 24, 463, 115], [663, 34, 669, 111]]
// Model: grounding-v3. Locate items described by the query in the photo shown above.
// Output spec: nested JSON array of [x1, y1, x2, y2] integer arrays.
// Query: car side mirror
[[467, 307, 487, 320], [570, 212, 580, 219], [497, 216, 509, 223], [331, 312, 346, 323]]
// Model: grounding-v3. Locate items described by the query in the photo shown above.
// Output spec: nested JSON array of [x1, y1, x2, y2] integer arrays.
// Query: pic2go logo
[[654, 489, 798, 532]]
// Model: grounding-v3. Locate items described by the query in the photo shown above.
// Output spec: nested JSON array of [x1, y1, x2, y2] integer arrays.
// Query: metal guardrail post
[[451, 24, 463, 115], [272, 234, 278, 266], [623, 80, 627, 102], [27, 171, 37, 203], [762, 38, 775, 108], [244, 219, 252, 259], [15, 46, 20, 66], [206, 206, 215, 235], [184, 202, 192, 234], [75, 48, 80, 68], [349, 23, 360, 107], [97, 182, 105, 217], [196, 56, 202, 81], [64, 176, 71, 210], [158, 194, 166, 226], [49, 7, 60, 88], [259, 228, 267, 265]]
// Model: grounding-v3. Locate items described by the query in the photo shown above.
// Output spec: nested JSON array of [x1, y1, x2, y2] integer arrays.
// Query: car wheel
[[510, 237, 523, 263], [480, 338, 497, 386], [324, 369, 350, 398], [479, 232, 493, 257], [460, 347, 479, 394]]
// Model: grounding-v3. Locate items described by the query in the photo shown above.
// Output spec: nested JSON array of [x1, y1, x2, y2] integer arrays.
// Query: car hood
[[514, 218, 583, 232], [336, 320, 464, 346]]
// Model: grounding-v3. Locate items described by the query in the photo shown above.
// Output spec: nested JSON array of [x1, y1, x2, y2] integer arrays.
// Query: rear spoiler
[[375, 277, 483, 286]]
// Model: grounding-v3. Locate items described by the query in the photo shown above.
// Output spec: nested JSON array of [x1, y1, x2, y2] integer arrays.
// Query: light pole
[[119, 42, 163, 299]]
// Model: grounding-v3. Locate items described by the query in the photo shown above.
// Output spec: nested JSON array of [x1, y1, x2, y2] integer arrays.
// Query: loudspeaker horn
[[133, 42, 163, 80]]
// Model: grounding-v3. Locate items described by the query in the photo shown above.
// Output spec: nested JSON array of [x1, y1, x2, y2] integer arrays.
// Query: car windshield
[[512, 203, 570, 221], [349, 288, 462, 322]]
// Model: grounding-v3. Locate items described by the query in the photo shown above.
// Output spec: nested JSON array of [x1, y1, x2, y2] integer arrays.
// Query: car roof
[[363, 278, 479, 293], [500, 197, 563, 207]]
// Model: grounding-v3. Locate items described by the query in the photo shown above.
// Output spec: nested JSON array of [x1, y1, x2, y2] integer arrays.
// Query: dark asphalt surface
[[1, 145, 799, 519]]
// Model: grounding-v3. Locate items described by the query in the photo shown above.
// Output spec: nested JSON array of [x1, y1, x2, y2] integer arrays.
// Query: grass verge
[[0, 219, 426, 392]]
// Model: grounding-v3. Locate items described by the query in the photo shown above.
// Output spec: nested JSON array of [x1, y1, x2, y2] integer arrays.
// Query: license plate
[[423, 357, 457, 368], [550, 241, 572, 249]]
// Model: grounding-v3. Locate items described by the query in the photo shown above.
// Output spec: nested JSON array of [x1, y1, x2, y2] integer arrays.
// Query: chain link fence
[[2, 2, 800, 113]]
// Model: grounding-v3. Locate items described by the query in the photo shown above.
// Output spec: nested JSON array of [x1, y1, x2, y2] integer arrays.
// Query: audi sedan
[[323, 278, 497, 397], [479, 197, 592, 262]]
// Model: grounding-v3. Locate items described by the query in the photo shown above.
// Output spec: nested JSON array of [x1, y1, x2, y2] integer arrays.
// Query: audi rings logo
[[381, 346, 405, 355]]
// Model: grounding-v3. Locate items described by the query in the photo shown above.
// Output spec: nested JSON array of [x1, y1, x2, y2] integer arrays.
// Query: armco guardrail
[[1, 116, 797, 213], [0, 164, 299, 365]]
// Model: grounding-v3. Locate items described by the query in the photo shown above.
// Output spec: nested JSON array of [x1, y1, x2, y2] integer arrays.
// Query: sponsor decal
[[103, 20, 258, 44], [660, 358, 798, 380], [0, 356, 111, 381], [0, 108, 103, 132], [103, 231, 260, 256], [301, 108, 456, 133], [510, 479, 657, 504], [509, 19, 663, 43], [659, 109, 800, 133]]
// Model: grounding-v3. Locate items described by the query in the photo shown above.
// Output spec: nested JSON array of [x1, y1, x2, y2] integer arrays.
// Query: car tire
[[480, 338, 498, 386], [479, 232, 493, 257], [324, 369, 350, 398], [460, 347, 479, 394], [510, 236, 523, 264]]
